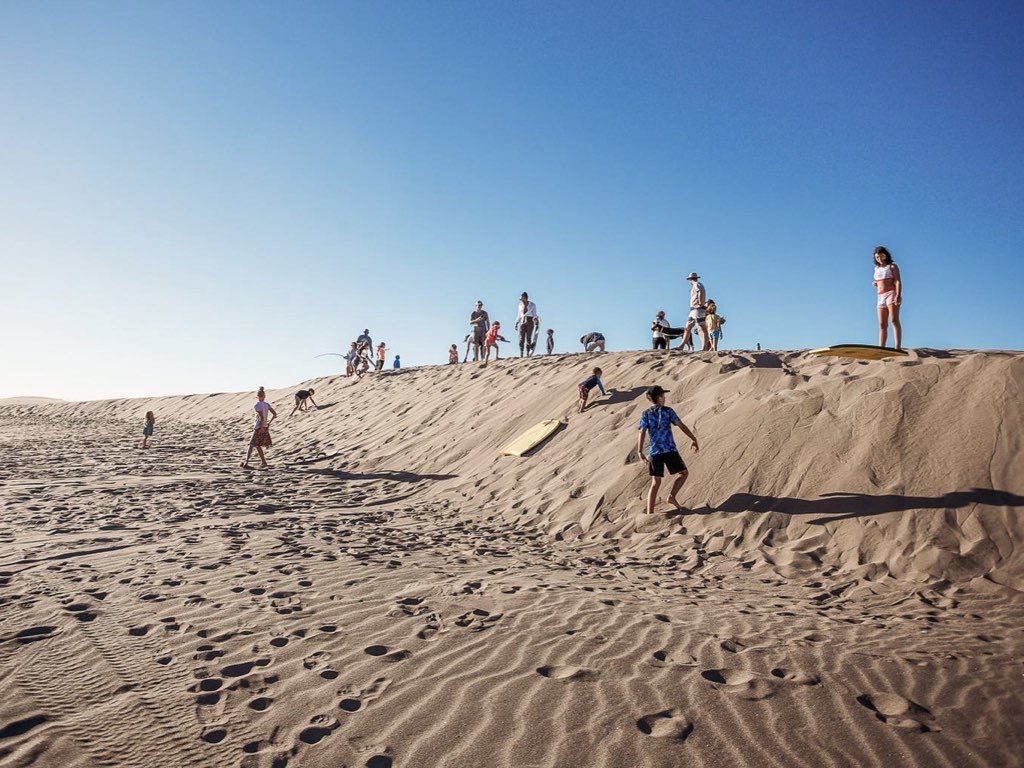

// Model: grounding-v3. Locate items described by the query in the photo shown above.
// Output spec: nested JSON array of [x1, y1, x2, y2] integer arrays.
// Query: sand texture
[[1, 349, 1022, 767]]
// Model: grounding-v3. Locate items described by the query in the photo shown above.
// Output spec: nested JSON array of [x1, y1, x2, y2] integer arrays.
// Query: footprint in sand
[[719, 638, 751, 653], [536, 665, 600, 682], [648, 650, 698, 669], [338, 677, 391, 713], [11, 626, 59, 644], [221, 658, 270, 677], [770, 668, 820, 686], [297, 714, 341, 745], [416, 613, 446, 642], [364, 645, 412, 663], [857, 693, 941, 732], [200, 726, 228, 744], [454, 609, 501, 632], [303, 651, 332, 670], [636, 708, 693, 740], [701, 669, 779, 701]]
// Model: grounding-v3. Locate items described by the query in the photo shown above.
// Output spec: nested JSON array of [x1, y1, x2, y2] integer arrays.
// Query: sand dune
[[0, 349, 1021, 767]]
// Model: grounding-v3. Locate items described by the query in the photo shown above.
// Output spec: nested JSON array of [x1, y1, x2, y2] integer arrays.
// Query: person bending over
[[577, 367, 607, 412]]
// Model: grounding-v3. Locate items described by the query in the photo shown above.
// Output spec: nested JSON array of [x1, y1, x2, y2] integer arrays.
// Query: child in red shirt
[[483, 322, 509, 364]]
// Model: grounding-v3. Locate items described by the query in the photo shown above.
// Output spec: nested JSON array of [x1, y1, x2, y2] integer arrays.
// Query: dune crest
[[1, 349, 1022, 767]]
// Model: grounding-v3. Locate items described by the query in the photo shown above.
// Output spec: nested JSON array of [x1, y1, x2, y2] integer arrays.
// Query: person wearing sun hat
[[637, 385, 700, 515], [681, 272, 710, 351]]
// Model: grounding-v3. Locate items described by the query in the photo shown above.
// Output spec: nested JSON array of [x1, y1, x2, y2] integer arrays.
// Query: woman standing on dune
[[242, 386, 276, 469], [873, 246, 903, 349]]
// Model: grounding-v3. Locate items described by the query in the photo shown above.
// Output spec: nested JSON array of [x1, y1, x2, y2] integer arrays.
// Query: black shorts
[[652, 338, 668, 350], [648, 450, 686, 477]]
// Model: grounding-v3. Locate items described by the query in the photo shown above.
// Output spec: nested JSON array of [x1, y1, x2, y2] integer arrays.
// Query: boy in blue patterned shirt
[[637, 385, 699, 515]]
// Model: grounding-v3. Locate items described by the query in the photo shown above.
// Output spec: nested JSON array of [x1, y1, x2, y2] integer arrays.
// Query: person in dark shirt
[[580, 332, 606, 353], [290, 388, 317, 416], [577, 367, 607, 413]]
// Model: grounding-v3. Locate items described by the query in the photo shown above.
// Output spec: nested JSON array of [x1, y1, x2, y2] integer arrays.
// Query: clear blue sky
[[1, 1, 1022, 400]]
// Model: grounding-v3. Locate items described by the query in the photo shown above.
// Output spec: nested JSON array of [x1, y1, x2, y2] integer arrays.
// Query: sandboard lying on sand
[[809, 344, 909, 360], [500, 419, 562, 456]]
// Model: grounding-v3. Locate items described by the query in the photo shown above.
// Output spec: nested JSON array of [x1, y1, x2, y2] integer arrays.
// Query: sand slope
[[0, 349, 1022, 767]]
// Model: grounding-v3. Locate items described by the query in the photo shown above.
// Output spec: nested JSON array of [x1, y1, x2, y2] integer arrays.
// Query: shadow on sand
[[598, 386, 649, 407], [709, 488, 1024, 524]]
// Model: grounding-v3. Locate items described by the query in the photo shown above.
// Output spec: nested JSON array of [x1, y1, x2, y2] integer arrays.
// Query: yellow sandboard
[[500, 419, 562, 456], [809, 344, 909, 361]]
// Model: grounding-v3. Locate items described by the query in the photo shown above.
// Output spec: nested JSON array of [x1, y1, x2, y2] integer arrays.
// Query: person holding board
[[637, 385, 699, 515]]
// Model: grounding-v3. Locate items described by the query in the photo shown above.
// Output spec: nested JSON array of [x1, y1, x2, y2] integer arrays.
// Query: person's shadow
[[596, 386, 648, 407], [708, 488, 1024, 524]]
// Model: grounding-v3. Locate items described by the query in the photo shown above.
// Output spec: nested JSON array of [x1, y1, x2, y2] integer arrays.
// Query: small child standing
[[704, 300, 725, 352], [449, 344, 459, 364], [482, 321, 509, 364], [546, 329, 555, 355], [577, 367, 607, 412], [140, 411, 156, 448], [393, 355, 401, 369]]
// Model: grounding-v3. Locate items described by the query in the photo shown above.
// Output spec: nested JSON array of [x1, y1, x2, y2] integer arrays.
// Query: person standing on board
[[469, 301, 490, 362], [637, 385, 699, 515], [242, 386, 277, 469], [682, 272, 709, 351], [515, 292, 539, 357], [873, 246, 903, 349]]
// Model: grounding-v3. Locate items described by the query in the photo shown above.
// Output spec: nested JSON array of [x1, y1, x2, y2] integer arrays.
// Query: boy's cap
[[686, 272, 699, 280], [647, 385, 670, 399]]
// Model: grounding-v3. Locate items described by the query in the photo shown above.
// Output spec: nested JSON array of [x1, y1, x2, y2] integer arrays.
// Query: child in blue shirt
[[637, 385, 699, 515], [393, 355, 401, 369], [577, 367, 607, 413]]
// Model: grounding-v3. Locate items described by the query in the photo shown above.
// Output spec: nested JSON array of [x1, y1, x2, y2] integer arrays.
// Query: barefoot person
[[289, 388, 317, 416], [577, 367, 607, 412], [873, 246, 903, 349], [140, 411, 156, 448], [469, 301, 490, 362], [515, 292, 539, 357], [243, 386, 277, 469], [704, 301, 724, 352], [482, 321, 510, 364], [682, 272, 709, 351], [637, 385, 699, 515]]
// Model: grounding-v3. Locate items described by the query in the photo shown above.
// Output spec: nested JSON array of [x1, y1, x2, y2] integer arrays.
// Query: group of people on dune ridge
[[145, 248, 905, 513]]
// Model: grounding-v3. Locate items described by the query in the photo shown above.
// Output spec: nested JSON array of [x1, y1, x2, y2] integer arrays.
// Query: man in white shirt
[[682, 272, 709, 351], [515, 292, 539, 357]]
